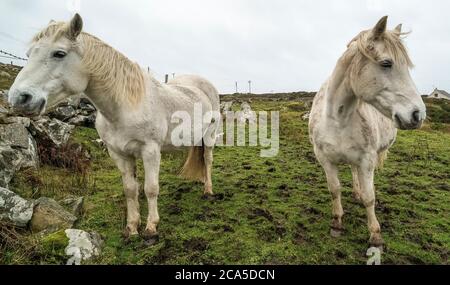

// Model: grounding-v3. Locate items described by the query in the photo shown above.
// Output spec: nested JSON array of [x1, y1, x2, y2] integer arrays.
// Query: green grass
[[2, 99, 450, 265]]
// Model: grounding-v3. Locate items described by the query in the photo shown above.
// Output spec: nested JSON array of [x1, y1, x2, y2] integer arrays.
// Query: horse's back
[[168, 75, 220, 111]]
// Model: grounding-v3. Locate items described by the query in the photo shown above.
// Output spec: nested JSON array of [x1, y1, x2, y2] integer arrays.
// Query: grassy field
[[2, 98, 449, 265]]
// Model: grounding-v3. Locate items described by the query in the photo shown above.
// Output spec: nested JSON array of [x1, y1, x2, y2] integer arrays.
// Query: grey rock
[[1, 116, 31, 127], [29, 117, 75, 147], [0, 131, 38, 188], [30, 197, 78, 233], [59, 196, 84, 217], [0, 105, 8, 119], [0, 187, 34, 227], [68, 114, 96, 128], [50, 106, 77, 121], [0, 71, 11, 79], [65, 229, 103, 265], [0, 122, 31, 149]]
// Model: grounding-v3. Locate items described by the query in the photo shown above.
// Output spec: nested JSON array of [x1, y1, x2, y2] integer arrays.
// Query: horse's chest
[[96, 118, 148, 158]]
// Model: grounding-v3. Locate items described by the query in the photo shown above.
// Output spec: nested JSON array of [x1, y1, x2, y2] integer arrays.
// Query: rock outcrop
[[0, 187, 34, 227], [0, 118, 38, 188]]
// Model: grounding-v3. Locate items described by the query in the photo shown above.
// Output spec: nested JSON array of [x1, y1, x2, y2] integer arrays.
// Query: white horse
[[309, 16, 426, 248], [8, 14, 220, 241]]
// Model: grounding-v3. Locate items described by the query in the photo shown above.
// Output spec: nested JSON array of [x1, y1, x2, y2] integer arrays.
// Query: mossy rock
[[41, 230, 69, 253]]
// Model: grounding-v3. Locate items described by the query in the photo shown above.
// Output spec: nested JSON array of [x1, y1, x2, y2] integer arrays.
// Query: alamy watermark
[[366, 247, 382, 265], [170, 103, 279, 158]]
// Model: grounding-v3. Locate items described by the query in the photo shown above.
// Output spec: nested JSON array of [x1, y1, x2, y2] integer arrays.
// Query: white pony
[[309, 16, 426, 247], [8, 14, 220, 241]]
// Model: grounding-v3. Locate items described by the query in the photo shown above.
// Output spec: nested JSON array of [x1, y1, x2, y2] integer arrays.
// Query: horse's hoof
[[369, 234, 384, 250], [141, 229, 159, 245], [122, 227, 139, 243], [202, 193, 215, 201], [330, 228, 343, 238]]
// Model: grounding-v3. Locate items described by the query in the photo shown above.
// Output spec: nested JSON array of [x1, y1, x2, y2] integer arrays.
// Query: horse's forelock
[[354, 29, 413, 68], [31, 22, 69, 44]]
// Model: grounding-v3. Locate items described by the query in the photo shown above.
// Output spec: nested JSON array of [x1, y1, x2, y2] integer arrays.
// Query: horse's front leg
[[357, 162, 383, 248], [323, 162, 344, 237], [109, 149, 140, 239], [141, 142, 161, 243]]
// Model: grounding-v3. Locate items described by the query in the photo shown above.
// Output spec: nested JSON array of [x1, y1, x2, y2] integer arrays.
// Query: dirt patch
[[248, 207, 274, 222], [293, 222, 310, 245], [183, 237, 208, 251], [167, 204, 182, 215]]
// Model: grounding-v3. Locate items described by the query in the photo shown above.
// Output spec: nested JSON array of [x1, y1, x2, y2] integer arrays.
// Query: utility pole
[[235, 82, 238, 94], [248, 80, 252, 94]]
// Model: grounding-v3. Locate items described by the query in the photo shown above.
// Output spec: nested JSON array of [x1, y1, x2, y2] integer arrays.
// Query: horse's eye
[[53, 51, 67, 59], [380, 60, 393, 68]]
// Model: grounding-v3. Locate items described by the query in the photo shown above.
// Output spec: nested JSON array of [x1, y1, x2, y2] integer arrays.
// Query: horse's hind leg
[[141, 142, 161, 243], [323, 162, 344, 237], [109, 149, 140, 239], [351, 166, 362, 202], [203, 146, 214, 196]]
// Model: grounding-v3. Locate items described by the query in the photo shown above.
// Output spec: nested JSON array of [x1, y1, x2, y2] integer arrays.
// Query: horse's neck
[[325, 50, 359, 125], [84, 85, 122, 122]]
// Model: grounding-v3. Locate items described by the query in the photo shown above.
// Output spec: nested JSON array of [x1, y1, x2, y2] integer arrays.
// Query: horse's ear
[[68, 13, 83, 40], [394, 24, 403, 35], [372, 16, 388, 40]]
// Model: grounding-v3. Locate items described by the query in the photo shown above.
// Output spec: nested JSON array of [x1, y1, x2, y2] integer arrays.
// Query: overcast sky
[[0, 0, 449, 94]]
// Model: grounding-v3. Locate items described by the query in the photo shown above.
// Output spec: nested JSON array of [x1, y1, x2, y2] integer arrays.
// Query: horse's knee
[[144, 183, 159, 198], [123, 178, 139, 199]]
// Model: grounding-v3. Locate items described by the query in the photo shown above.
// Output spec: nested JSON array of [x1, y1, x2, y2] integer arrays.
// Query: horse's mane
[[32, 21, 145, 105], [347, 29, 413, 68]]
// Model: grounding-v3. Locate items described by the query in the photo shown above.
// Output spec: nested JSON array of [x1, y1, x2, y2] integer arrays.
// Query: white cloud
[[0, 0, 449, 94]]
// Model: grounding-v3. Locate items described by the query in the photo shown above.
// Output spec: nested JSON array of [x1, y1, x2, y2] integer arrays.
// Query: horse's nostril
[[18, 93, 33, 105], [412, 110, 420, 124]]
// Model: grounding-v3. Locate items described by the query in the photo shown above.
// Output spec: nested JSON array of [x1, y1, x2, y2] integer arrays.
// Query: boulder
[[59, 196, 84, 217], [50, 106, 77, 122], [1, 116, 31, 126], [68, 114, 96, 128], [29, 117, 75, 148], [0, 122, 31, 149], [80, 102, 96, 113], [30, 197, 78, 233], [0, 105, 8, 120], [65, 229, 103, 265], [0, 123, 38, 188], [0, 187, 34, 227], [0, 71, 11, 79], [0, 90, 9, 105]]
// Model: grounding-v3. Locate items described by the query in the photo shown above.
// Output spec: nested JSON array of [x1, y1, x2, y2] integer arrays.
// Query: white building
[[428, 88, 450, 100]]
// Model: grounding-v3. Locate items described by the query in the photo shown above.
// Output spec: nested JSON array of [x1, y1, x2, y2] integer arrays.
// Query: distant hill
[[220, 91, 316, 102]]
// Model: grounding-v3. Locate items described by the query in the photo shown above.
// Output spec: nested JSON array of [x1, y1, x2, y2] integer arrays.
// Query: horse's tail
[[377, 150, 389, 170], [180, 144, 206, 183]]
